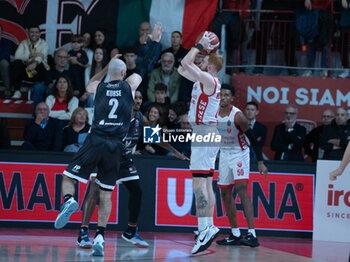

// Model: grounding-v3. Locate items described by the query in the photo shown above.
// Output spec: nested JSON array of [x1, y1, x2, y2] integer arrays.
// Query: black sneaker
[[216, 234, 242, 245], [240, 233, 260, 247]]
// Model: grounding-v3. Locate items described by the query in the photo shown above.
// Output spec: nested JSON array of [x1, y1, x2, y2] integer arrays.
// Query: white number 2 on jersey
[[108, 98, 119, 119]]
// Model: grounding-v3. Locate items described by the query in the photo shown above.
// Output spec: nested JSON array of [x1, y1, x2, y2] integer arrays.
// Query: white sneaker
[[122, 231, 149, 248], [210, 225, 220, 239], [191, 226, 219, 255], [11, 90, 21, 100], [54, 197, 78, 229], [338, 70, 349, 78], [92, 234, 104, 256], [302, 70, 313, 77]]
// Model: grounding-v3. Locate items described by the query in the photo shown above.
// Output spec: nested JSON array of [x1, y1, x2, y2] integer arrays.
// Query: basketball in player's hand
[[195, 31, 220, 55]]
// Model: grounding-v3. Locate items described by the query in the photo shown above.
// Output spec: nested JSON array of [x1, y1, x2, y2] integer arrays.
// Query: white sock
[[248, 229, 256, 238], [206, 217, 213, 227], [231, 228, 241, 237], [198, 217, 207, 232]]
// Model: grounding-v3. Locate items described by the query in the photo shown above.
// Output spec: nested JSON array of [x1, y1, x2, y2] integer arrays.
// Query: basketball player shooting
[[178, 31, 223, 255]]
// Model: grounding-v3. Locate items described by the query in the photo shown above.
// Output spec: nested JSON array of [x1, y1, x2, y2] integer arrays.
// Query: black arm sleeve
[[245, 128, 263, 161]]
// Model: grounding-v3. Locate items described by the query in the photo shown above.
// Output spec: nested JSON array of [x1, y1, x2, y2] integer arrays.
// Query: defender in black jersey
[[76, 90, 190, 249], [54, 54, 142, 257], [77, 90, 147, 249]]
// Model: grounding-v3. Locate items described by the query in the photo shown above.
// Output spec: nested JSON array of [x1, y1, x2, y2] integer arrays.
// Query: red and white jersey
[[217, 105, 250, 154], [188, 77, 221, 126]]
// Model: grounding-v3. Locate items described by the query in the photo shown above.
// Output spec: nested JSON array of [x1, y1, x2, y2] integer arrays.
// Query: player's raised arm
[[177, 65, 196, 82], [180, 33, 216, 87]]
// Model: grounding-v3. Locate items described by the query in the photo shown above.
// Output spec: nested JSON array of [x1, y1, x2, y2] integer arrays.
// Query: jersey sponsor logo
[[98, 119, 123, 126], [195, 94, 209, 125], [143, 125, 161, 143], [227, 119, 232, 133], [72, 165, 81, 173]]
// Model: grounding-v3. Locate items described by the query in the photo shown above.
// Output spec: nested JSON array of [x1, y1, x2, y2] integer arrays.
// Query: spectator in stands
[[244, 101, 267, 160], [338, 0, 350, 78], [320, 107, 350, 160], [129, 22, 162, 78], [151, 83, 171, 112], [302, 0, 333, 78], [124, 46, 139, 77], [83, 47, 109, 107], [82, 32, 94, 65], [92, 28, 114, 54], [159, 31, 188, 68], [68, 34, 89, 77], [148, 52, 181, 103], [11, 24, 49, 100], [167, 101, 187, 129], [0, 120, 10, 149], [32, 48, 83, 112], [167, 113, 192, 158], [62, 107, 90, 152], [0, 24, 11, 98], [271, 104, 306, 161], [143, 104, 167, 155], [210, 0, 250, 72], [45, 75, 79, 124], [253, 0, 301, 76], [23, 102, 63, 151], [178, 53, 205, 106], [303, 109, 335, 161], [84, 47, 109, 87]]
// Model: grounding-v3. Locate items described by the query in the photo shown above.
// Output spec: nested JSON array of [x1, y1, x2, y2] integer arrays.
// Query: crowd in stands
[[0, 0, 349, 162], [211, 0, 350, 77]]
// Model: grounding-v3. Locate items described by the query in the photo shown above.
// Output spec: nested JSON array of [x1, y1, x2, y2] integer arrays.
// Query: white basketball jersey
[[217, 105, 250, 154], [188, 77, 221, 126]]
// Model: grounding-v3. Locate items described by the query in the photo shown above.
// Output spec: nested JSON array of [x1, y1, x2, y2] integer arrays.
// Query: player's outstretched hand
[[329, 168, 343, 181], [258, 161, 268, 179], [149, 22, 163, 43], [174, 151, 190, 161]]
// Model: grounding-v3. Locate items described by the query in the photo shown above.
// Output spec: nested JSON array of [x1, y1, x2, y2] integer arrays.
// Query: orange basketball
[[195, 31, 220, 55]]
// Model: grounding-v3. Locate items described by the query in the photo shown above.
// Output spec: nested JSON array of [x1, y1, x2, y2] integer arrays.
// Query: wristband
[[195, 43, 204, 51]]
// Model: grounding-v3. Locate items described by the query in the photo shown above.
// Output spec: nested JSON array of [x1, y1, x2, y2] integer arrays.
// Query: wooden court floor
[[0, 228, 349, 261]]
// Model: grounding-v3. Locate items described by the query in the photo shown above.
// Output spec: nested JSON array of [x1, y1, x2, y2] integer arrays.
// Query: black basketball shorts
[[63, 134, 123, 190]]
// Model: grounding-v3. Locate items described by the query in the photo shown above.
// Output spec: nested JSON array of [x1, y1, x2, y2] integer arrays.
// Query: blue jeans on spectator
[[33, 83, 51, 113]]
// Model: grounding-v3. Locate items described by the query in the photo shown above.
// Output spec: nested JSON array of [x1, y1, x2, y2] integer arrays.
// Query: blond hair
[[70, 107, 89, 126], [208, 53, 223, 72]]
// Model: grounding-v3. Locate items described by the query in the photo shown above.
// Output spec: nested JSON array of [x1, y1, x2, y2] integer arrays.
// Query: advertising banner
[[0, 162, 118, 224], [232, 75, 349, 120], [314, 160, 350, 242], [156, 168, 314, 231], [232, 75, 350, 159]]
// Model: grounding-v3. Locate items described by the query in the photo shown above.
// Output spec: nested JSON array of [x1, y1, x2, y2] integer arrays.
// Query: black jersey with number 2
[[91, 80, 134, 138]]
